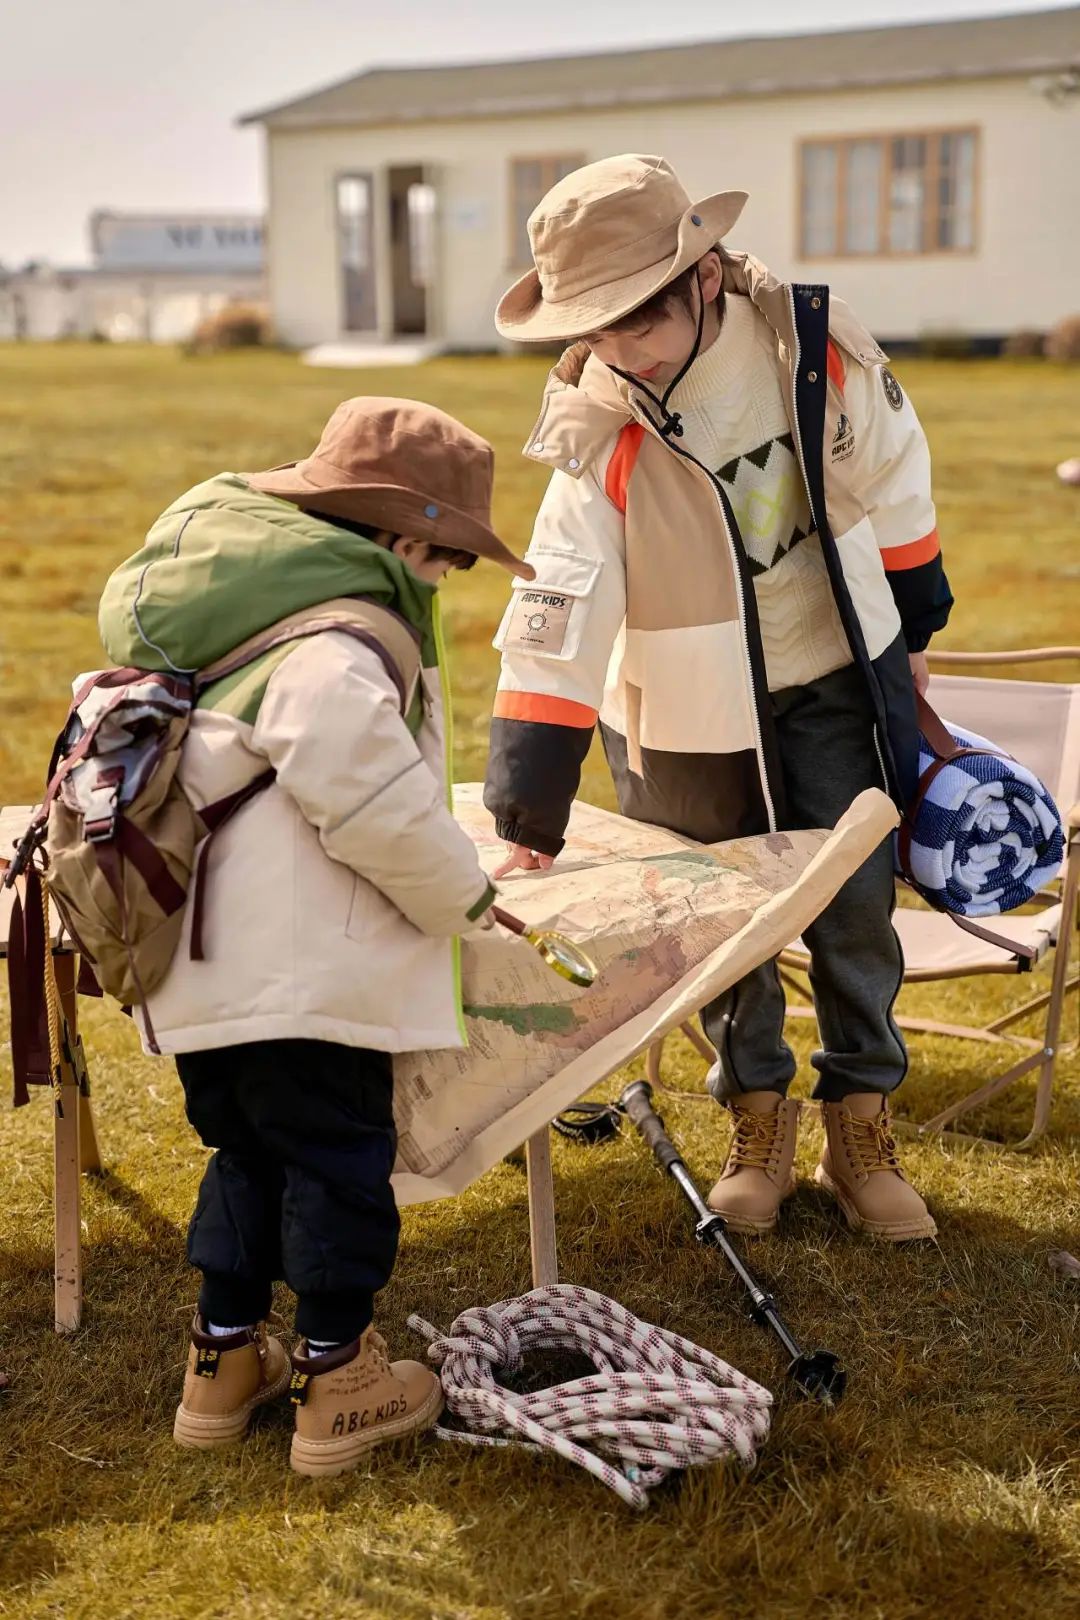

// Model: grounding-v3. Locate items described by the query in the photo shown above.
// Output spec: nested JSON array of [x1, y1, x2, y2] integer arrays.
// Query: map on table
[[391, 784, 898, 1204]]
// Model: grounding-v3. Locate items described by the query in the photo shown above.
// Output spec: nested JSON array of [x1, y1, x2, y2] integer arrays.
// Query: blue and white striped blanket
[[898, 723, 1064, 917]]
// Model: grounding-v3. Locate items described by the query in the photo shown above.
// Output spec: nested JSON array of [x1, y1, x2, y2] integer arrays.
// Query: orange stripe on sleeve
[[881, 528, 940, 572], [604, 422, 646, 514], [493, 691, 598, 728], [826, 340, 846, 393]]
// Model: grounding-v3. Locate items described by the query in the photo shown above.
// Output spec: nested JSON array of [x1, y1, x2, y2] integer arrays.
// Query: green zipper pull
[[431, 594, 469, 1045]]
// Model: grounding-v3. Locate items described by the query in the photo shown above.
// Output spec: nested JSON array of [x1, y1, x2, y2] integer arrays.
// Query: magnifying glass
[[490, 904, 598, 989]]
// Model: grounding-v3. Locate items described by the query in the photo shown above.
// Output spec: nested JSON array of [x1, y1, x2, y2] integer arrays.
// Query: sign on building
[[90, 213, 264, 272]]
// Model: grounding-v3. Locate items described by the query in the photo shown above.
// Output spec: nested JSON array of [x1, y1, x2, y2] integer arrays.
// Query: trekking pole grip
[[619, 1080, 683, 1172]]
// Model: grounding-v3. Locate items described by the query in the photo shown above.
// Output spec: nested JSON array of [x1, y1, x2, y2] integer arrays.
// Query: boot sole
[[815, 1166, 937, 1242], [290, 1381, 445, 1478], [706, 1175, 797, 1237], [703, 1205, 779, 1237], [173, 1357, 293, 1450]]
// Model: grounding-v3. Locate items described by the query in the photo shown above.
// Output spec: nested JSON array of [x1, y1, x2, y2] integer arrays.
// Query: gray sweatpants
[[702, 662, 907, 1104]]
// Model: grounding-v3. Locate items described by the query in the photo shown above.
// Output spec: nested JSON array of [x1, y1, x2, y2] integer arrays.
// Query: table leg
[[525, 1128, 558, 1289], [78, 1091, 103, 1176], [53, 954, 83, 1333]]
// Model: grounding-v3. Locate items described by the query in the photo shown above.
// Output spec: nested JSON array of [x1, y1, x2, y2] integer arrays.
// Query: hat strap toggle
[[613, 266, 707, 442]]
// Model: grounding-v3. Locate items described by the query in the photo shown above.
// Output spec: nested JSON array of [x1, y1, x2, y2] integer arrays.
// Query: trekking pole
[[619, 1079, 846, 1406]]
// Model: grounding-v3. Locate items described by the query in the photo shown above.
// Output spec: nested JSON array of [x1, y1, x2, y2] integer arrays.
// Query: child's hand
[[494, 843, 556, 878], [909, 652, 930, 696]]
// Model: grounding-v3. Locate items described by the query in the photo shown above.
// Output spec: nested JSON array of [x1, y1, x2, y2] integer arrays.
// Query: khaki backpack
[[5, 599, 421, 1069]]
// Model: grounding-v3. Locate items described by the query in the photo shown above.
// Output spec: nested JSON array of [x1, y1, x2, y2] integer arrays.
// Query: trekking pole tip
[[788, 1350, 847, 1407]]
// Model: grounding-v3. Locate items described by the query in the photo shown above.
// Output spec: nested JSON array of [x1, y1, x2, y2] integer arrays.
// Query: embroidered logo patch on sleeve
[[504, 588, 574, 655], [831, 412, 856, 462], [881, 368, 904, 411]]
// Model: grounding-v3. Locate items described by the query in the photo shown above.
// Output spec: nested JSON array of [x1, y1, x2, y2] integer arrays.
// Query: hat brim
[[495, 189, 747, 343], [246, 463, 528, 577]]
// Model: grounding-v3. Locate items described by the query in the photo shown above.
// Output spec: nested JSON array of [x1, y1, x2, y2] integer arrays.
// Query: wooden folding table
[[1, 872, 104, 1332]]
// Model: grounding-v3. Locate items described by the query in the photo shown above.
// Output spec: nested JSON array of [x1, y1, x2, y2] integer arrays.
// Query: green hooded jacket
[[99, 473, 439, 679]]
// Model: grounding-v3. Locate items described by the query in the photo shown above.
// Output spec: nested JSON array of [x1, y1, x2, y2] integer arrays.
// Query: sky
[[1, 0, 1072, 266]]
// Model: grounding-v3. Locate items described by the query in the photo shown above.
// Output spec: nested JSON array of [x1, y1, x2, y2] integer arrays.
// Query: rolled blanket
[[898, 719, 1064, 917]]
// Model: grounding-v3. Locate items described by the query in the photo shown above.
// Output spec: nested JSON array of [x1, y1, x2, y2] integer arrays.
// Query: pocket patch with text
[[492, 549, 602, 662], [503, 588, 575, 655]]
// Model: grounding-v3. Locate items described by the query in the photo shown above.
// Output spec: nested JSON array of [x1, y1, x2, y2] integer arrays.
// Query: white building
[[243, 6, 1080, 355], [0, 213, 265, 342]]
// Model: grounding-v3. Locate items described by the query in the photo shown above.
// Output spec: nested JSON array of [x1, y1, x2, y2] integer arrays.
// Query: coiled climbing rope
[[408, 1284, 772, 1510]]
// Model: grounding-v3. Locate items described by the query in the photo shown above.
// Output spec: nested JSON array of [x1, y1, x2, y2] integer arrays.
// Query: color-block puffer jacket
[[485, 254, 953, 854], [98, 475, 495, 1056]]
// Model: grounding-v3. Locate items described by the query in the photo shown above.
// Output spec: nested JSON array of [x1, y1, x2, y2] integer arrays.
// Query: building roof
[[242, 6, 1080, 129]]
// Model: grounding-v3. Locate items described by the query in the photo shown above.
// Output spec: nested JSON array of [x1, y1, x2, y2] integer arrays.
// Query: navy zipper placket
[[785, 283, 894, 798]]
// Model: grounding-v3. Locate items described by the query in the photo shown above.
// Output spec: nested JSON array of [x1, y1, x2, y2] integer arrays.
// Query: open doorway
[[389, 166, 435, 337]]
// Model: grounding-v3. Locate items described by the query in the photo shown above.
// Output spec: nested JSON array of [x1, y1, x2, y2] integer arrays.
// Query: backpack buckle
[[84, 813, 118, 844]]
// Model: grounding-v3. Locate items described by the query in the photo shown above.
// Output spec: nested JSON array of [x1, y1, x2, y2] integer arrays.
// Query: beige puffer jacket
[[138, 630, 494, 1056]]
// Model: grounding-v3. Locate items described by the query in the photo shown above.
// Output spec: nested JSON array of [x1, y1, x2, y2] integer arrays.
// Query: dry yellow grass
[[1, 344, 1079, 1620]]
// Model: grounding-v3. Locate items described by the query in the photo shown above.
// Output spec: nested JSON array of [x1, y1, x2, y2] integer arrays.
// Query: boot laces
[[368, 1330, 391, 1370], [842, 1107, 901, 1174], [729, 1105, 784, 1171]]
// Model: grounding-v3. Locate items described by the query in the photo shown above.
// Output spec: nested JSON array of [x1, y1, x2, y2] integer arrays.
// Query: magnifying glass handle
[[490, 904, 528, 938]]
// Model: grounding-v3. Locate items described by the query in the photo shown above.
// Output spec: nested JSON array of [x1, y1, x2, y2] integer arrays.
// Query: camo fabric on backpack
[[9, 598, 422, 1057]]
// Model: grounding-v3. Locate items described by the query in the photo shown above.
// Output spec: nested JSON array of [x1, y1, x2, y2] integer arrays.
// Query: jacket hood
[[99, 474, 438, 674], [523, 252, 886, 479]]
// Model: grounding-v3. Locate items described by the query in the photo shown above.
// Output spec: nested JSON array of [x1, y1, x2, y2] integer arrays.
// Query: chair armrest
[[1068, 799, 1080, 833]]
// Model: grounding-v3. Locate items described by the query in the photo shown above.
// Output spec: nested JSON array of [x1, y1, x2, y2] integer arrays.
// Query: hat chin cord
[[612, 266, 707, 442]]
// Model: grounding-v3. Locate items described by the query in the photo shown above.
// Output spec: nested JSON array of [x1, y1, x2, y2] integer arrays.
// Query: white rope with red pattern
[[407, 1284, 773, 1509]]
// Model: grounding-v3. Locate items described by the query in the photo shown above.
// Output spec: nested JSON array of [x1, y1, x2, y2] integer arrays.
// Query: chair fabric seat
[[785, 903, 1060, 978]]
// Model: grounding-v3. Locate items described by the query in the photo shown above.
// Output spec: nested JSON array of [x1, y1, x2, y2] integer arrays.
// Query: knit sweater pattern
[[669, 293, 852, 692]]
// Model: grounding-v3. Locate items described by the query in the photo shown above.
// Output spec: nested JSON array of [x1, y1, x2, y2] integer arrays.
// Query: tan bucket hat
[[496, 154, 747, 343], [246, 397, 526, 575]]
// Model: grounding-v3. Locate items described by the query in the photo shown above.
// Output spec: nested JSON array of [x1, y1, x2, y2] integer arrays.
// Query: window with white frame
[[799, 130, 978, 258]]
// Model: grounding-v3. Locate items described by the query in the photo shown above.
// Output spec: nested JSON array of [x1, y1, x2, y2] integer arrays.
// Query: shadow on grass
[[2, 1132, 1078, 1618]]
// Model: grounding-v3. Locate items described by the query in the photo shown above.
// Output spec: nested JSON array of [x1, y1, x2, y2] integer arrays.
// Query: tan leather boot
[[289, 1326, 444, 1478], [816, 1094, 937, 1241], [173, 1315, 291, 1448], [706, 1090, 798, 1235]]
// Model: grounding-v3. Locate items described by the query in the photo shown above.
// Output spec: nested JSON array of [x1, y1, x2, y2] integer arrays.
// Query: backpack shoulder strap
[[195, 597, 423, 717]]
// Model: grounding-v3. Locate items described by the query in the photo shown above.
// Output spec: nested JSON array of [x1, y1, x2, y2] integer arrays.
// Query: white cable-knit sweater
[[670, 294, 852, 692]]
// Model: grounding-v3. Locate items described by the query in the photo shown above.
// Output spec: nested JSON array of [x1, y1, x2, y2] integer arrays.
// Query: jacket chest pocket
[[493, 549, 601, 665]]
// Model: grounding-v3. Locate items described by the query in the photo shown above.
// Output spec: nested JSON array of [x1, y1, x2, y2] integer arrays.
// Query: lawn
[[1, 344, 1079, 1620]]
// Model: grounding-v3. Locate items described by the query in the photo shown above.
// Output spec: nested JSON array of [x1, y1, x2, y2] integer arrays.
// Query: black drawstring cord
[[612, 266, 707, 441]]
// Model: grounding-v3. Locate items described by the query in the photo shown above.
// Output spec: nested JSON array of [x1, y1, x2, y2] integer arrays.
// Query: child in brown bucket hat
[[486, 154, 954, 1243], [96, 396, 530, 1475]]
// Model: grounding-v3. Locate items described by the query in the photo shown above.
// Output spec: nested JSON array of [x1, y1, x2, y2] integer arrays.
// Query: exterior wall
[[265, 74, 1080, 348], [0, 271, 265, 342]]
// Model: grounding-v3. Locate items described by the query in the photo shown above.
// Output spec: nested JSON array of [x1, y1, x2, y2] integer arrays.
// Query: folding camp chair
[[780, 647, 1080, 1148], [647, 649, 1080, 1151], [1, 808, 105, 1332]]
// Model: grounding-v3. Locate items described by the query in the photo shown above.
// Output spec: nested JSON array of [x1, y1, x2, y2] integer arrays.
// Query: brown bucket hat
[[496, 154, 747, 343], [246, 397, 527, 575]]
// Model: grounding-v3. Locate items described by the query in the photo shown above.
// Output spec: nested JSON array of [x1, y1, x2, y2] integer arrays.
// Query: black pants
[[703, 662, 907, 1104], [176, 1039, 400, 1344]]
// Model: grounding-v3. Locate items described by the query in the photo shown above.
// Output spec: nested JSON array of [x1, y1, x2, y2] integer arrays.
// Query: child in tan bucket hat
[[486, 154, 955, 1243]]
